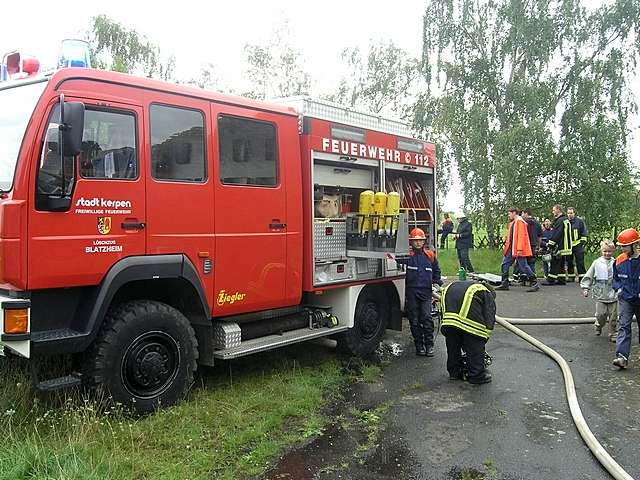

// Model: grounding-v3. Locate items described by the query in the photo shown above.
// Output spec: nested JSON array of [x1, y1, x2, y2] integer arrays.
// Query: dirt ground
[[261, 282, 639, 480]]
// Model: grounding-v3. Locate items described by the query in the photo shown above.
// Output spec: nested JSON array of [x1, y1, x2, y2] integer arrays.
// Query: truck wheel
[[338, 288, 388, 356], [85, 300, 198, 414]]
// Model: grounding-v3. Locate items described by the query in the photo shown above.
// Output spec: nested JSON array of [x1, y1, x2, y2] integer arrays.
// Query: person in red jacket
[[496, 208, 540, 292]]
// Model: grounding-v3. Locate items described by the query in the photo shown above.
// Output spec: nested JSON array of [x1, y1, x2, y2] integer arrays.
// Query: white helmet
[[455, 212, 466, 219]]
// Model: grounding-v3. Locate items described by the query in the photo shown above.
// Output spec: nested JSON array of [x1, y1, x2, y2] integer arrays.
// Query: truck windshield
[[0, 80, 48, 191]]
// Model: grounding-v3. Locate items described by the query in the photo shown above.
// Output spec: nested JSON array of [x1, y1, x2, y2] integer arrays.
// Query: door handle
[[269, 222, 286, 229], [121, 221, 146, 230]]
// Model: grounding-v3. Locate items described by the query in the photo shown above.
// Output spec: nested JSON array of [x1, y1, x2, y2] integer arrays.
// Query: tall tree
[[186, 63, 224, 91], [416, 0, 640, 241], [242, 23, 310, 100], [327, 41, 420, 116], [86, 15, 175, 81]]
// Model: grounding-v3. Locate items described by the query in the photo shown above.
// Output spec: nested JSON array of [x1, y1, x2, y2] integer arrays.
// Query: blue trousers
[[406, 287, 434, 348], [456, 248, 474, 272], [616, 299, 640, 359], [501, 250, 535, 277]]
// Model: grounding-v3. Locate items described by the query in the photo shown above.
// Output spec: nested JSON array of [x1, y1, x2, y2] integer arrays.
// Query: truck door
[[28, 99, 146, 289], [211, 105, 287, 315], [144, 99, 214, 309]]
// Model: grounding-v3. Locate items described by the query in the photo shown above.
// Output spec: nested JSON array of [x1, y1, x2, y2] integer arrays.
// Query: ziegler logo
[[216, 290, 246, 306]]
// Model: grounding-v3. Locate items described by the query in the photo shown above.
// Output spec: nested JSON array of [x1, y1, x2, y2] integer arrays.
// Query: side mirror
[[61, 101, 84, 157], [36, 96, 83, 212]]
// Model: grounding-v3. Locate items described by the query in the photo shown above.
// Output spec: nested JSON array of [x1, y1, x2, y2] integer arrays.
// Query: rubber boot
[[495, 274, 509, 291], [526, 277, 540, 292], [468, 370, 492, 384]]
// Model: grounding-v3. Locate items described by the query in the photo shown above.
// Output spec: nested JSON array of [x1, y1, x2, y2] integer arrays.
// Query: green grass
[[0, 345, 345, 480], [350, 402, 393, 453], [360, 364, 383, 384], [437, 248, 502, 276], [437, 247, 601, 279]]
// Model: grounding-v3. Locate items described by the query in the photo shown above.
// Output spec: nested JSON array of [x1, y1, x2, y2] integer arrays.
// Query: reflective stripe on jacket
[[570, 217, 588, 248], [440, 281, 496, 339], [395, 248, 442, 290], [613, 253, 640, 305], [547, 214, 572, 256]]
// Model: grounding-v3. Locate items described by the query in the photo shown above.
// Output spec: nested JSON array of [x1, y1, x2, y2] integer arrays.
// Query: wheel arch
[[75, 255, 212, 362]]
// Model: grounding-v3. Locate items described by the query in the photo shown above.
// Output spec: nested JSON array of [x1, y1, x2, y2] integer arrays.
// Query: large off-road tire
[[337, 287, 388, 356], [85, 300, 198, 415]]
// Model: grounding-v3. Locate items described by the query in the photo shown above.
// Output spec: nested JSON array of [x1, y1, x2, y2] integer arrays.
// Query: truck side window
[[80, 109, 137, 180], [150, 104, 206, 182], [36, 105, 75, 197], [218, 115, 278, 187]]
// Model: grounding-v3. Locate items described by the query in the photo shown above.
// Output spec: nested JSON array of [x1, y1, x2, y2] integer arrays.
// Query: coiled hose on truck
[[496, 315, 634, 480]]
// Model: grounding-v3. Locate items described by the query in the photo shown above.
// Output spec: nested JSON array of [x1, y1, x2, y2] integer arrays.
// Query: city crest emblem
[[97, 216, 112, 235]]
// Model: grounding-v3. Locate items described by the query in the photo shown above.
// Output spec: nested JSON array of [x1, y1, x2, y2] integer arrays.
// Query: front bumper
[[0, 294, 30, 358]]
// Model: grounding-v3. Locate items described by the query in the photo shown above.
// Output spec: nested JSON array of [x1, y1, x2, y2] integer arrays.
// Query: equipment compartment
[[314, 163, 374, 190], [385, 170, 435, 247], [313, 219, 347, 260]]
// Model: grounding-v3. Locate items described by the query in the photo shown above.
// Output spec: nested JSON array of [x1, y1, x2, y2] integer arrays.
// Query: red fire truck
[[0, 49, 436, 413]]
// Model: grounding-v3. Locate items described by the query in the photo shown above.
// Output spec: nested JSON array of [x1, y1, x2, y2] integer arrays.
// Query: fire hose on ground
[[495, 314, 634, 480]]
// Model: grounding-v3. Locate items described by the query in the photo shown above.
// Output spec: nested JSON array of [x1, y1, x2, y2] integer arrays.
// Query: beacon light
[[57, 39, 92, 69], [1, 51, 40, 81]]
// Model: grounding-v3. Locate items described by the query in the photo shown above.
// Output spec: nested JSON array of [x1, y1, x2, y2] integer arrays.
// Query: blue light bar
[[57, 39, 92, 69]]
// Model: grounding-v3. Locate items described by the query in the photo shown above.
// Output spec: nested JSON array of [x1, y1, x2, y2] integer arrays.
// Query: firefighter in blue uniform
[[440, 280, 496, 384], [566, 207, 588, 282], [393, 228, 443, 356], [542, 204, 573, 285]]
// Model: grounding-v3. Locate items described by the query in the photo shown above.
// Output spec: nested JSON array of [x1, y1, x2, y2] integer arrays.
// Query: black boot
[[468, 370, 492, 384], [527, 277, 540, 292], [415, 343, 427, 356], [495, 274, 509, 291]]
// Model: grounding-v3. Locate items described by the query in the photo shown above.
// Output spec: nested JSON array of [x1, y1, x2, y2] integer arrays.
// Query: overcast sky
[[2, 1, 425, 91], [2, 0, 637, 213]]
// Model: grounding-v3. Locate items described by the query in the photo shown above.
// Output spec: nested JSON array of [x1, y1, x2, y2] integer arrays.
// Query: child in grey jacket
[[580, 240, 617, 341]]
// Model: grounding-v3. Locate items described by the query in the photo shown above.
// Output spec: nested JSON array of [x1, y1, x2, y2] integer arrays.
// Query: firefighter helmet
[[409, 228, 427, 240], [455, 212, 466, 219], [617, 228, 640, 246]]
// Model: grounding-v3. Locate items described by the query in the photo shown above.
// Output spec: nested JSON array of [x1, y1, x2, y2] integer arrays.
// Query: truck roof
[[5, 68, 428, 142], [43, 68, 300, 117]]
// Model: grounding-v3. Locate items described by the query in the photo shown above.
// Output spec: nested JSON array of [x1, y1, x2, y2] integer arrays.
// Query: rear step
[[35, 373, 82, 392], [213, 325, 348, 360]]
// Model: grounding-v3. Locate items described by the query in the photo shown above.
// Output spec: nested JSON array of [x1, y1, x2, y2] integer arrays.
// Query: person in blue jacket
[[392, 228, 443, 356], [540, 218, 554, 278], [612, 228, 640, 369], [454, 212, 475, 272]]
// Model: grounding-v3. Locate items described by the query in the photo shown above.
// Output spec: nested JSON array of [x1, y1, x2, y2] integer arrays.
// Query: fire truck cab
[[0, 55, 436, 413]]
